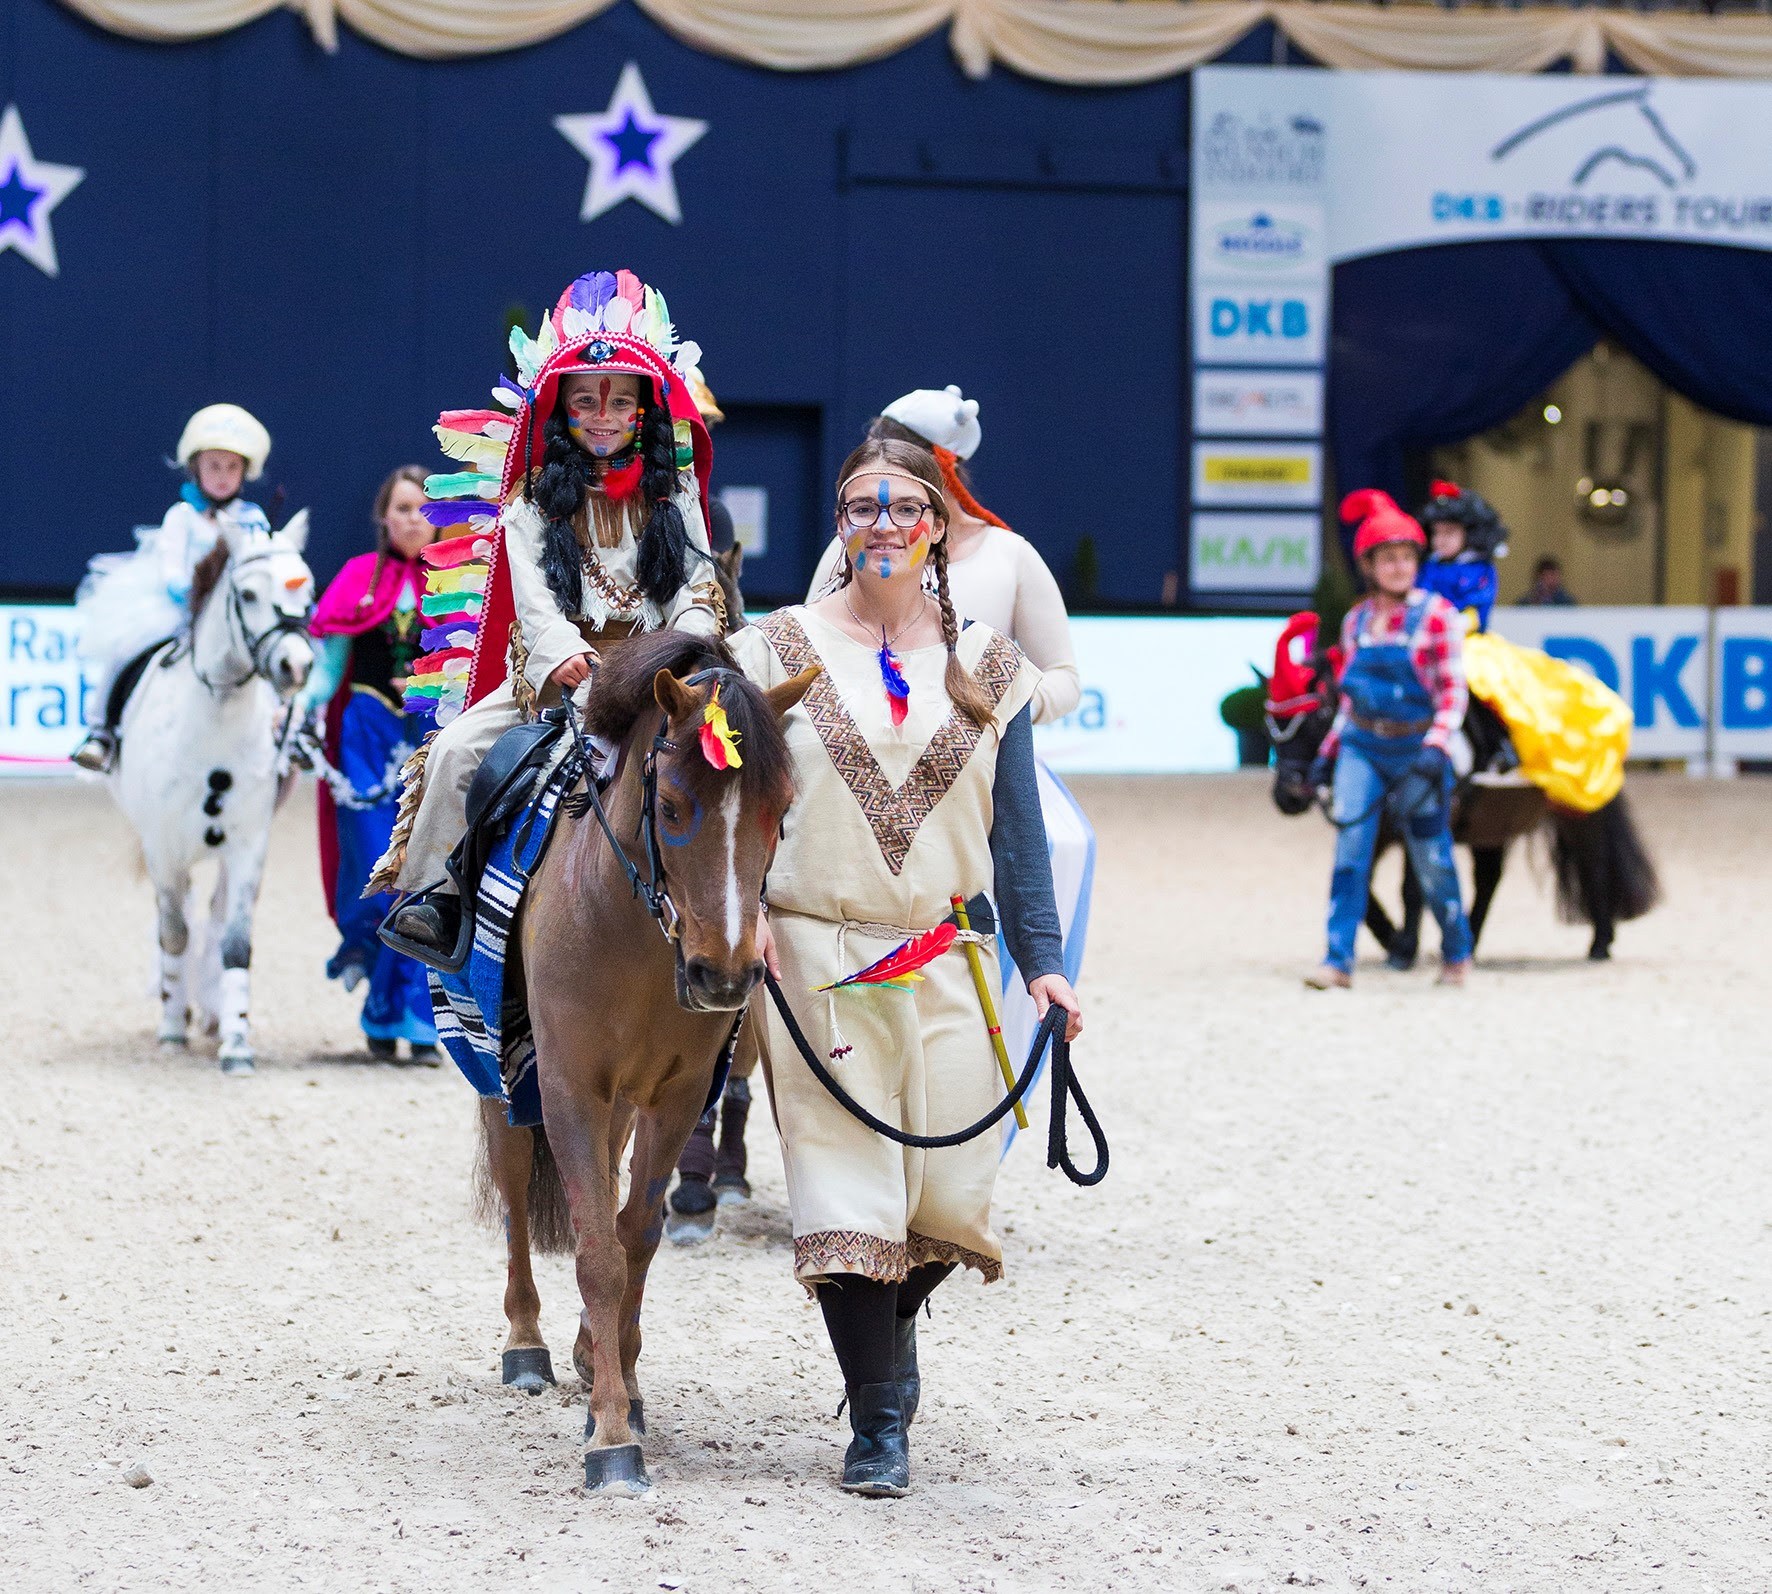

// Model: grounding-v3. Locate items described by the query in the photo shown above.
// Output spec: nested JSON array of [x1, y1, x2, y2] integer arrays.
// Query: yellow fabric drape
[[1463, 630, 1631, 815], [52, 0, 1772, 79]]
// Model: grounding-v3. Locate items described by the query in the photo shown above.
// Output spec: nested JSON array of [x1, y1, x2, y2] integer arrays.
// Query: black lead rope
[[762, 973, 1108, 1187]]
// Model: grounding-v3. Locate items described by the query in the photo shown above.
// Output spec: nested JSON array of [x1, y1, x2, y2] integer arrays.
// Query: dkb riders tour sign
[[1188, 67, 1772, 602]]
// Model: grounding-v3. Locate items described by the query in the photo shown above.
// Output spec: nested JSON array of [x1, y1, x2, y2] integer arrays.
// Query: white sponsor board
[[1192, 442, 1322, 509], [1033, 616, 1284, 774], [0, 604, 90, 775], [1196, 66, 1772, 262], [1193, 369, 1324, 438], [717, 485, 768, 557], [1191, 283, 1327, 366], [1190, 513, 1320, 595], [1192, 199, 1327, 280]]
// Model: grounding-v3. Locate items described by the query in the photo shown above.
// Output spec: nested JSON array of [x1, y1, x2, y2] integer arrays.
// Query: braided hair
[[531, 390, 695, 618], [834, 437, 996, 730]]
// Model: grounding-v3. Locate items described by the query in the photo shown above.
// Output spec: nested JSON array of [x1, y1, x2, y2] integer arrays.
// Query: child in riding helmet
[[73, 404, 275, 773], [370, 271, 723, 961], [1305, 490, 1474, 990], [1416, 478, 1508, 632]]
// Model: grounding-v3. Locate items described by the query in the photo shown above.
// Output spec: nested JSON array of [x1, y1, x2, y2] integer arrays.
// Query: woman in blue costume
[[300, 466, 440, 1061]]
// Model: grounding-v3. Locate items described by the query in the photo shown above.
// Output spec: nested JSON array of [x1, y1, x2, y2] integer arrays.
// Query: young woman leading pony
[[731, 437, 1082, 1497]]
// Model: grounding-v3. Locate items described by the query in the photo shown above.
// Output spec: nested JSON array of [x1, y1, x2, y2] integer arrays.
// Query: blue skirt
[[328, 690, 436, 1045]]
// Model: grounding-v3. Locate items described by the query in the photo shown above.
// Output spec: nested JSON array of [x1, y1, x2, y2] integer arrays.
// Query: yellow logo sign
[[1201, 454, 1315, 487]]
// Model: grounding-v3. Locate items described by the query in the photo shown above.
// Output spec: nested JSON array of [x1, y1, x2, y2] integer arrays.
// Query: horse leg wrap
[[501, 1346, 556, 1394], [714, 1077, 751, 1196]]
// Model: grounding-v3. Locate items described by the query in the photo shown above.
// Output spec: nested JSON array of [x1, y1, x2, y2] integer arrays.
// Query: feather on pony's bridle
[[189, 546, 313, 695]]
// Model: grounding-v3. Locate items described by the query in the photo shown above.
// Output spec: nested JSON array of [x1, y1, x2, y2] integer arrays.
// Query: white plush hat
[[881, 384, 981, 461], [177, 403, 272, 479]]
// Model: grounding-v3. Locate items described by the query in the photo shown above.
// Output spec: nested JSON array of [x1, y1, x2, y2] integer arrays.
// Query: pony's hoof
[[501, 1347, 556, 1394], [157, 1032, 188, 1049], [712, 1173, 751, 1206], [665, 1206, 717, 1245], [1589, 945, 1612, 962], [218, 1053, 255, 1077], [1385, 952, 1417, 971], [582, 1443, 649, 1496]]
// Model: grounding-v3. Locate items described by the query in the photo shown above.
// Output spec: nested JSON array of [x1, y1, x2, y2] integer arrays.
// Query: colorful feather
[[433, 427, 508, 472], [698, 684, 743, 771], [878, 629, 910, 728], [817, 924, 957, 993], [425, 471, 500, 500]]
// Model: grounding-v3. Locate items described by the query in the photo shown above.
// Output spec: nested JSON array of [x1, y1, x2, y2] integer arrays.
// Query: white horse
[[107, 513, 316, 1074]]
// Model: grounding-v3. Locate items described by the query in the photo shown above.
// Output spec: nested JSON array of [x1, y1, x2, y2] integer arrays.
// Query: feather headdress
[[399, 270, 715, 725]]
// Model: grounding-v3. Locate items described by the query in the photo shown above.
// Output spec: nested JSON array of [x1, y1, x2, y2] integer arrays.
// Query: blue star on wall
[[604, 110, 664, 175], [0, 104, 85, 277], [555, 63, 708, 226]]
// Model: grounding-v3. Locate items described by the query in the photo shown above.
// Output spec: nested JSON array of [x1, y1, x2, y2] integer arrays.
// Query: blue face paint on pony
[[659, 772, 704, 847]]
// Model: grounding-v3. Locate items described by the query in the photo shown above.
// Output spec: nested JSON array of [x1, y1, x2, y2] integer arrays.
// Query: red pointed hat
[[1342, 489, 1426, 559]]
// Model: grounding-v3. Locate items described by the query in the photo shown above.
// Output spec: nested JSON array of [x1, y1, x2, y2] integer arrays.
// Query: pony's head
[[1264, 611, 1338, 817], [585, 631, 816, 1012], [221, 510, 316, 697]]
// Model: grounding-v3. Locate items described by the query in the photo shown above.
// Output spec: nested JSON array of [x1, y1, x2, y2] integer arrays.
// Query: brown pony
[[475, 629, 815, 1494]]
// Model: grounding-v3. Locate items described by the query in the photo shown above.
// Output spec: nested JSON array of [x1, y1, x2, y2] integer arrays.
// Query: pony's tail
[[1551, 790, 1661, 926], [472, 1115, 575, 1256]]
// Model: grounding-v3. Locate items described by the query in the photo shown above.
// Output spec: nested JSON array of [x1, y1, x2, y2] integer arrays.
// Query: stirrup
[[377, 891, 473, 974]]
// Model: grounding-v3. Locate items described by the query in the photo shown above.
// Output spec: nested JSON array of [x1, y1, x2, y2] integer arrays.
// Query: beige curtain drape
[[54, 0, 1772, 80]]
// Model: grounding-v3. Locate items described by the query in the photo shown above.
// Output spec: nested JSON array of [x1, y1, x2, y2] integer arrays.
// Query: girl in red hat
[[1305, 491, 1473, 989]]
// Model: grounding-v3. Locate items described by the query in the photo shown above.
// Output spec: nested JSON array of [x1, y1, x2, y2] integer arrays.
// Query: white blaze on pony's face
[[217, 512, 317, 697]]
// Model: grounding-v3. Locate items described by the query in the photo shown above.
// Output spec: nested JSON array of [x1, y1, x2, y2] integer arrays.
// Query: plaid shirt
[[1323, 590, 1467, 756]]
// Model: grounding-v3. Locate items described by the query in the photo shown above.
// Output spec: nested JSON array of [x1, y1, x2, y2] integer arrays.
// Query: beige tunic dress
[[730, 608, 1039, 1287]]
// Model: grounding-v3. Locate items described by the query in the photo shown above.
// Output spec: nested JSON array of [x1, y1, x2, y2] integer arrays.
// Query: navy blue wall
[[0, 0, 1266, 606]]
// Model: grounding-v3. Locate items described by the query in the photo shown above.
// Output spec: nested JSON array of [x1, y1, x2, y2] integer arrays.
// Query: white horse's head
[[217, 510, 316, 698]]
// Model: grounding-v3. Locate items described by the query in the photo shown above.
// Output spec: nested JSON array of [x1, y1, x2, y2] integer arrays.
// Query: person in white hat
[[72, 404, 276, 772], [808, 386, 1080, 724]]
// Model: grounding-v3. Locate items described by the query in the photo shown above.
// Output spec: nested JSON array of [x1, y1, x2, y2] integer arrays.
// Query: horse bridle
[[562, 665, 752, 948], [192, 547, 313, 695]]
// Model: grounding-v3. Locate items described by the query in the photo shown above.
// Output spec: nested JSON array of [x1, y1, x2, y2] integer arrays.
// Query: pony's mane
[[584, 630, 793, 797], [187, 539, 230, 619]]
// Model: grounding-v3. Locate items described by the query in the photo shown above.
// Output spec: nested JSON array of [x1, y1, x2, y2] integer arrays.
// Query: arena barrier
[[6, 602, 1771, 776]]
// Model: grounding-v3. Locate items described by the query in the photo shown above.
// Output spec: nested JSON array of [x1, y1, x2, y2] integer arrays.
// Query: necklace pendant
[[877, 628, 910, 728]]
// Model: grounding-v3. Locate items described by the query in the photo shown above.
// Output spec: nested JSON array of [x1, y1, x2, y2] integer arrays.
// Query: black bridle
[[191, 547, 313, 695], [560, 665, 752, 947]]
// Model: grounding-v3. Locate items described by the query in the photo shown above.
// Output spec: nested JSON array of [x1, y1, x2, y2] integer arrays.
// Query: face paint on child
[[561, 374, 641, 457]]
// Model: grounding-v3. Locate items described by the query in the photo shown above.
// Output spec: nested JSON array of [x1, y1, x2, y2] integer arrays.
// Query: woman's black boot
[[892, 1314, 920, 1428], [841, 1381, 911, 1497], [817, 1276, 909, 1496]]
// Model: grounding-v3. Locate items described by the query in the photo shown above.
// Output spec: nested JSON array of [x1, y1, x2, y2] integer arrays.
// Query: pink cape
[[311, 552, 426, 919]]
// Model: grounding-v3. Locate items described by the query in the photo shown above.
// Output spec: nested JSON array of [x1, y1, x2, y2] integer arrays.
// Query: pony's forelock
[[583, 631, 793, 800]]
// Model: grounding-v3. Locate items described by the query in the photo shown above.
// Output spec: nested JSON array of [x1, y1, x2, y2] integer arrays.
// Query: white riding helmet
[[881, 384, 981, 461], [177, 404, 272, 480]]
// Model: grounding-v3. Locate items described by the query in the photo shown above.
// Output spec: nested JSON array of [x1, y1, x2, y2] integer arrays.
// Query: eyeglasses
[[841, 498, 931, 531]]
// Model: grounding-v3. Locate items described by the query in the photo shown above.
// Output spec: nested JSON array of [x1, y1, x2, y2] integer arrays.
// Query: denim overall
[[1324, 596, 1473, 972]]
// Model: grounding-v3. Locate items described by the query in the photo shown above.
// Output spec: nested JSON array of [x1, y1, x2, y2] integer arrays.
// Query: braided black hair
[[633, 396, 692, 603], [530, 394, 698, 616]]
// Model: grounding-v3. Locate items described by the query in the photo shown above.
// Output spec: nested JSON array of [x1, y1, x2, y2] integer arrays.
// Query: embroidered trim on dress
[[583, 555, 643, 617], [907, 1230, 1002, 1283], [795, 1229, 910, 1282], [758, 612, 1022, 875]]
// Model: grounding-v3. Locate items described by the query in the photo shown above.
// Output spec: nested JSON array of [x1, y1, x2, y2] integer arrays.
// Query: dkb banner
[[1190, 66, 1772, 601]]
